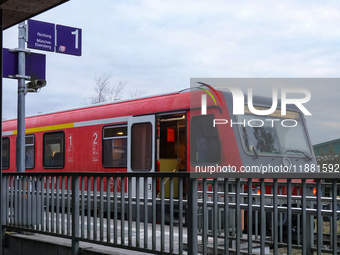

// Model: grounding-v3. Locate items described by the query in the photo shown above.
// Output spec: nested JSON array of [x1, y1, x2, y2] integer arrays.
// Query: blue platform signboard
[[3, 48, 46, 80], [56, 24, 82, 56], [3, 48, 16, 78], [26, 52, 47, 80], [27, 19, 55, 52]]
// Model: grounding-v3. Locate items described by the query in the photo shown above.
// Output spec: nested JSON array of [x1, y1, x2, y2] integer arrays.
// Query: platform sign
[[3, 48, 17, 78], [27, 19, 55, 52], [26, 52, 46, 80], [3, 48, 46, 80], [56, 24, 82, 56]]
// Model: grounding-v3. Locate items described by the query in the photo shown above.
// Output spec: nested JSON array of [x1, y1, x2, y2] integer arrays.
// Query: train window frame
[[43, 131, 65, 169], [131, 122, 153, 171], [2, 137, 10, 169], [25, 134, 35, 169], [190, 114, 221, 166], [102, 124, 128, 168]]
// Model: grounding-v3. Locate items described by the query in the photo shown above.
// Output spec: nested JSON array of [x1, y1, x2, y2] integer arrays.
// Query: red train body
[[2, 88, 317, 197]]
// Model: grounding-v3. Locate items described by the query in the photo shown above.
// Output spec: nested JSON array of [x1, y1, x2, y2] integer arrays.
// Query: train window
[[131, 122, 152, 171], [190, 114, 221, 165], [2, 137, 9, 169], [43, 132, 64, 168], [25, 135, 35, 169], [237, 107, 312, 157], [103, 125, 127, 167]]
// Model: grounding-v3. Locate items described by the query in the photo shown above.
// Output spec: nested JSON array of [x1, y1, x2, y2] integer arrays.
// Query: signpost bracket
[[8, 74, 31, 80], [9, 48, 31, 54]]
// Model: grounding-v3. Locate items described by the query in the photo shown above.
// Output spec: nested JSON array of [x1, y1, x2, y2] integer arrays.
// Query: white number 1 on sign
[[71, 29, 79, 49]]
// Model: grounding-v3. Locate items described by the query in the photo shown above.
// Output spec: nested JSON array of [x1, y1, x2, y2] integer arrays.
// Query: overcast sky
[[2, 0, 340, 145]]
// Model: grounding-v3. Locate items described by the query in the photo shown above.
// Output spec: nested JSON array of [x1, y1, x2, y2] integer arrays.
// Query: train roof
[[4, 90, 183, 121], [2, 87, 302, 132], [2, 89, 192, 132]]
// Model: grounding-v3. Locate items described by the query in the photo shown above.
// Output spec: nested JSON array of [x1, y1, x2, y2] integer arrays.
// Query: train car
[[1, 85, 318, 237], [2, 86, 316, 172]]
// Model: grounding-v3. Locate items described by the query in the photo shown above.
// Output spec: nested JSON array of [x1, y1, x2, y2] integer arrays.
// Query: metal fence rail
[[2, 172, 340, 255]]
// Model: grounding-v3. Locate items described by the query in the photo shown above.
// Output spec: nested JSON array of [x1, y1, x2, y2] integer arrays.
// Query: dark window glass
[[104, 126, 127, 138], [43, 132, 64, 168], [103, 125, 127, 167], [190, 114, 221, 165], [2, 137, 9, 169], [25, 135, 35, 169], [159, 119, 186, 159], [131, 122, 152, 171]]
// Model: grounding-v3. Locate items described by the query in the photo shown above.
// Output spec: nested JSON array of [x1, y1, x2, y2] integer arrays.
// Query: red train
[[2, 85, 319, 242], [2, 86, 317, 191]]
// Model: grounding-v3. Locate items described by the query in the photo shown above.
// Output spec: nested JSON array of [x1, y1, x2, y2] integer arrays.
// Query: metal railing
[[1, 172, 340, 255]]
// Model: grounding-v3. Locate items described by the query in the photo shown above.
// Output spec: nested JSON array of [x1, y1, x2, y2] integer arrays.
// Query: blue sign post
[[27, 19, 55, 52], [6, 19, 81, 173], [3, 48, 46, 80], [56, 24, 82, 56], [3, 48, 16, 78], [27, 20, 82, 56]]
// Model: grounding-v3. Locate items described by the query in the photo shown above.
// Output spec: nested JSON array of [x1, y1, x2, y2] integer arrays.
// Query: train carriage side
[[2, 89, 317, 185], [1, 88, 322, 239], [1, 91, 194, 175]]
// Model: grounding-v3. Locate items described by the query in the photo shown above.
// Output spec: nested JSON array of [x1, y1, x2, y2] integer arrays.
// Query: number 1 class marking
[[71, 29, 79, 49]]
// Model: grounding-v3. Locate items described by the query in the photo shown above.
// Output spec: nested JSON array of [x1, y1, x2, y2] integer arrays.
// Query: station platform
[[3, 232, 154, 255]]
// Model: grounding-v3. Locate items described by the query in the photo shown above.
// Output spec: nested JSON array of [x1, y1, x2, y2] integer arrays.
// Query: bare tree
[[108, 81, 126, 101], [89, 73, 111, 104], [128, 88, 146, 98], [87, 73, 146, 104], [88, 74, 126, 104]]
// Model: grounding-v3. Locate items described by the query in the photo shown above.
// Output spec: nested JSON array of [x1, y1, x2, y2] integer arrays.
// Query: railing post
[[72, 176, 80, 255], [236, 178, 241, 253], [301, 179, 313, 255], [187, 177, 198, 255], [0, 7, 3, 255], [332, 179, 338, 255], [1, 175, 6, 252], [260, 178, 266, 254]]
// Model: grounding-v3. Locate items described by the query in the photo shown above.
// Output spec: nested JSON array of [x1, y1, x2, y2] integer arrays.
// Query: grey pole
[[0, 7, 3, 254], [17, 21, 26, 173]]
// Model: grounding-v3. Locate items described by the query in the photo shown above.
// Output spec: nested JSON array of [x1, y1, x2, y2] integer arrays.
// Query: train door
[[127, 115, 156, 198], [157, 112, 186, 198]]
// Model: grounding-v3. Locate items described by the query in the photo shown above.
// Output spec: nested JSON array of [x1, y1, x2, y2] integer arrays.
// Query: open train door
[[127, 115, 156, 198]]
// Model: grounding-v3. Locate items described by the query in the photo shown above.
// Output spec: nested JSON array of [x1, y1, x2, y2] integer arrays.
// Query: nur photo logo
[[198, 82, 312, 128], [197, 82, 223, 115], [199, 83, 312, 117]]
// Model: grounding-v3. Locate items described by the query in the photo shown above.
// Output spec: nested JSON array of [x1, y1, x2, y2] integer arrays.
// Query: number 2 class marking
[[93, 132, 98, 144]]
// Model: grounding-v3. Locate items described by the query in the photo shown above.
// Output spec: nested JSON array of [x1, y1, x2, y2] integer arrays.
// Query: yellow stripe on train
[[13, 123, 74, 134]]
